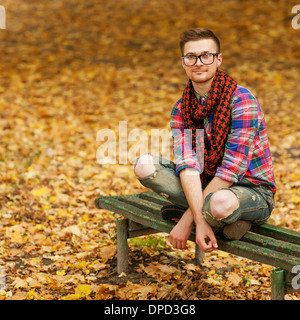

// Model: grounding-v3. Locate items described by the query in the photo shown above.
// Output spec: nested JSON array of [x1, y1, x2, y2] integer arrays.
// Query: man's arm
[[179, 168, 203, 225], [169, 168, 218, 252], [169, 101, 227, 251], [203, 176, 233, 200]]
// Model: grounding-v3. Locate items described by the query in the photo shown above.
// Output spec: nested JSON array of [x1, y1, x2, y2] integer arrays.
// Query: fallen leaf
[[61, 225, 81, 237], [75, 284, 91, 297], [226, 273, 242, 286], [99, 245, 116, 263], [11, 277, 28, 289]]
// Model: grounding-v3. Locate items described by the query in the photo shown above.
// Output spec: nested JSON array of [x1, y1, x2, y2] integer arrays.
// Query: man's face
[[182, 39, 222, 85]]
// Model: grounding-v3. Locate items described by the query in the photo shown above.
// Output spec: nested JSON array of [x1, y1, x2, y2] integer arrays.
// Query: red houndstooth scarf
[[181, 69, 237, 186]]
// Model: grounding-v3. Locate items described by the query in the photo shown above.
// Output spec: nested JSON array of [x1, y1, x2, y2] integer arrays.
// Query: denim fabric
[[134, 154, 189, 209], [135, 154, 274, 231]]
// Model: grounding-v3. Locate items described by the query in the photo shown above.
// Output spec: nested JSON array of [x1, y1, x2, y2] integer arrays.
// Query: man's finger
[[197, 234, 218, 252], [208, 231, 218, 249], [197, 236, 210, 251]]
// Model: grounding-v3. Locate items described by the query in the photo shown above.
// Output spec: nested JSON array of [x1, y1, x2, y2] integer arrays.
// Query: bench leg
[[195, 244, 205, 264], [271, 268, 285, 300], [116, 218, 129, 274]]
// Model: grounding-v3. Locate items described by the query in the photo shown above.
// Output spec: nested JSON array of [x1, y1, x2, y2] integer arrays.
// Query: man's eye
[[186, 55, 196, 59], [203, 53, 211, 58]]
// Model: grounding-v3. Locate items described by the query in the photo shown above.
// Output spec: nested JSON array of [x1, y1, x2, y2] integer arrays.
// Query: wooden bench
[[95, 191, 300, 300]]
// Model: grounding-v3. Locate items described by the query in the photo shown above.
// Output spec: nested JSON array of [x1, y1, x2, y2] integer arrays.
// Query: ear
[[217, 53, 223, 68]]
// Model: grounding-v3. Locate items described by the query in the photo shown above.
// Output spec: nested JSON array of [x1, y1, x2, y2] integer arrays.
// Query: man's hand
[[196, 218, 218, 252], [169, 207, 218, 252], [173, 168, 219, 252], [169, 209, 194, 249]]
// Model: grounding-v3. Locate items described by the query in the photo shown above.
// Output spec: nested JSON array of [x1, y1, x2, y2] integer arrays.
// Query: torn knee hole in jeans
[[148, 171, 157, 179], [160, 192, 169, 199], [137, 169, 157, 180], [203, 210, 224, 222]]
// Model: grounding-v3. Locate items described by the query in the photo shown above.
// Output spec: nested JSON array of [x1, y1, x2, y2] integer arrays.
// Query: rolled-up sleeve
[[170, 100, 203, 176]]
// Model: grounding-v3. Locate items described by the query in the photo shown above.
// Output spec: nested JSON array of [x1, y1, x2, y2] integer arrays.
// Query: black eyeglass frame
[[181, 53, 220, 66]]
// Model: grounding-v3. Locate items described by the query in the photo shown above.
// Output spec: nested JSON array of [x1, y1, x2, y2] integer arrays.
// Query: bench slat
[[251, 223, 300, 245], [96, 197, 173, 233], [139, 191, 172, 206], [216, 236, 300, 272], [242, 232, 300, 258], [120, 196, 162, 216]]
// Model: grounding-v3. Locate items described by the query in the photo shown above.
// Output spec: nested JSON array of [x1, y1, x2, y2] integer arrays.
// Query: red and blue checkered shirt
[[170, 85, 276, 193]]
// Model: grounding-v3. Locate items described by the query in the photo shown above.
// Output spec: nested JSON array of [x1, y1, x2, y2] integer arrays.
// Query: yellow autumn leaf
[[78, 196, 89, 203], [31, 187, 50, 198], [73, 261, 87, 270], [292, 173, 300, 180], [75, 284, 91, 297], [205, 277, 223, 286], [56, 270, 66, 276], [95, 171, 111, 180], [27, 289, 39, 300], [291, 197, 300, 204], [47, 55, 55, 62], [216, 251, 229, 258], [61, 293, 81, 300], [6, 229, 27, 245], [49, 196, 57, 203]]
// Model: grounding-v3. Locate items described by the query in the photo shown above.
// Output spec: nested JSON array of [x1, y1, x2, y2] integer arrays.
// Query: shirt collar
[[195, 90, 209, 102]]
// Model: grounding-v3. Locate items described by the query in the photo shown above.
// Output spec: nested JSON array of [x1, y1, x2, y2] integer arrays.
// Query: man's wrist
[[194, 211, 206, 225]]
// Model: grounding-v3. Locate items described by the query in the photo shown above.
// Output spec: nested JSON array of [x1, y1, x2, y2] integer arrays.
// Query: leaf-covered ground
[[0, 0, 299, 300]]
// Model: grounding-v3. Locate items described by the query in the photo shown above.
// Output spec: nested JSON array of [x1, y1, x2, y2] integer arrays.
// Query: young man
[[134, 28, 276, 253]]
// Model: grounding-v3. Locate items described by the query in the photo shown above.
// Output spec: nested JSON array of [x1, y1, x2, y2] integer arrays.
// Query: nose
[[195, 56, 204, 66]]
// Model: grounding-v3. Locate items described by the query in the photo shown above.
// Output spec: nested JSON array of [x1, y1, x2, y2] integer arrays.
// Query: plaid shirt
[[170, 85, 276, 193]]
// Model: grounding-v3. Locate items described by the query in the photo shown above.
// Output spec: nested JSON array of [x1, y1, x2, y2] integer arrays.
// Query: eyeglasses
[[181, 53, 219, 66]]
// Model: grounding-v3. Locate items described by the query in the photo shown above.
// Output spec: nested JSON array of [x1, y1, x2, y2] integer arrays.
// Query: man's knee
[[134, 154, 156, 179], [210, 190, 239, 219]]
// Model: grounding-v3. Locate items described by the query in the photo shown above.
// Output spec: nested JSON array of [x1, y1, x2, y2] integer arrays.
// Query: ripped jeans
[[134, 154, 275, 232]]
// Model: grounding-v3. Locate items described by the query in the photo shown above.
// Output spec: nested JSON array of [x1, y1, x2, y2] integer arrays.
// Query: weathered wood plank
[[95, 197, 174, 233], [127, 220, 158, 238], [216, 236, 300, 272], [242, 232, 300, 258], [120, 195, 162, 216], [251, 223, 300, 245], [138, 191, 172, 206]]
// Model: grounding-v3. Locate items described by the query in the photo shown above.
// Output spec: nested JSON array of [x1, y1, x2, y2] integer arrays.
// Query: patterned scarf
[[181, 69, 237, 186]]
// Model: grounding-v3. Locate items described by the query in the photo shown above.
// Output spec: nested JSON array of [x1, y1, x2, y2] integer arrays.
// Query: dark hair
[[180, 27, 221, 55]]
